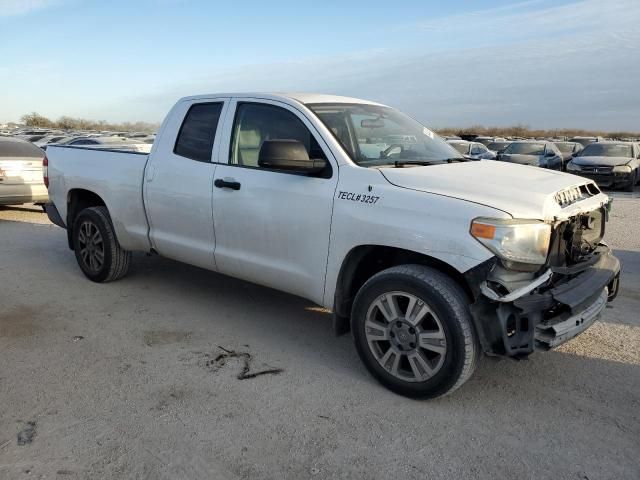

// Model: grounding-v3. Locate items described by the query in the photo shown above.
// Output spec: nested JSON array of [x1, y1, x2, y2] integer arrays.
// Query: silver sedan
[[0, 137, 48, 206], [446, 140, 497, 160]]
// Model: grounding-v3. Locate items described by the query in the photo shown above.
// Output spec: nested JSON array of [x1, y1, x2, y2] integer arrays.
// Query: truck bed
[[46, 145, 152, 252]]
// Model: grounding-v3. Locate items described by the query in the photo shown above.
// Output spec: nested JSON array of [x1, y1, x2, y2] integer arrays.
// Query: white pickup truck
[[44, 93, 620, 398]]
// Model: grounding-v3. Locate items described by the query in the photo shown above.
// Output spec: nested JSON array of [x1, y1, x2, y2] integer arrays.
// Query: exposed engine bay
[[470, 201, 620, 358], [548, 206, 606, 268]]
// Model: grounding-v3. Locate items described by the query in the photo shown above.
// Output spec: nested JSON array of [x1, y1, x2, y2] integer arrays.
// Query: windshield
[[503, 143, 545, 155], [579, 143, 632, 158], [569, 137, 597, 147], [555, 143, 576, 153], [487, 142, 510, 152], [307, 103, 462, 167]]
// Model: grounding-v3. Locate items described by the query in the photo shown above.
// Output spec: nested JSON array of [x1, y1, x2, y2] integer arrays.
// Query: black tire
[[351, 264, 478, 399], [623, 173, 635, 192], [72, 206, 131, 282]]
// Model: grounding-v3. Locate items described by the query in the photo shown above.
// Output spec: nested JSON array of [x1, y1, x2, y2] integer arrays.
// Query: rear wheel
[[72, 206, 131, 282], [351, 265, 479, 399]]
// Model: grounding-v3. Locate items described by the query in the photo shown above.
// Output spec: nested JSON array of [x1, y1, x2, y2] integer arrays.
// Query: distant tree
[[56, 116, 77, 129], [18, 111, 637, 139], [510, 123, 530, 138], [21, 112, 52, 128], [23, 113, 161, 133]]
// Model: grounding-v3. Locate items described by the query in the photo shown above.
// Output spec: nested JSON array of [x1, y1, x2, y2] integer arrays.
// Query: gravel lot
[[1, 192, 639, 480]]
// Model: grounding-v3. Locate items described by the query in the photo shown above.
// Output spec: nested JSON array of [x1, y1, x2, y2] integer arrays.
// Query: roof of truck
[[179, 92, 387, 107]]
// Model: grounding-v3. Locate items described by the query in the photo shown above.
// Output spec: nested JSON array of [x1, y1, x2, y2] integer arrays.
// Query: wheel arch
[[66, 189, 107, 250], [333, 245, 474, 323]]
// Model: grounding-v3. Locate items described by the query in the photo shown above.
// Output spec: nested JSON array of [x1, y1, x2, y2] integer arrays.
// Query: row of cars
[[445, 136, 640, 191], [0, 129, 155, 206], [10, 128, 155, 152], [2, 122, 638, 209]]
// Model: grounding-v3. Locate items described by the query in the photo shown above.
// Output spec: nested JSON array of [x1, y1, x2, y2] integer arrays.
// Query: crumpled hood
[[572, 156, 631, 167], [500, 153, 543, 166], [379, 161, 609, 220]]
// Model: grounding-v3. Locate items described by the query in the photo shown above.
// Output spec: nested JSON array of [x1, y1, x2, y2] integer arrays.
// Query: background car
[[497, 141, 563, 170], [474, 136, 506, 147], [553, 141, 583, 170], [446, 140, 496, 159], [486, 141, 512, 154], [34, 134, 71, 148], [567, 141, 640, 191], [0, 137, 47, 206], [50, 136, 152, 153], [568, 136, 601, 147]]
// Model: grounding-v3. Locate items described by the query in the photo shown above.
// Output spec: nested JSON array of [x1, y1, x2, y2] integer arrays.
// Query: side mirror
[[258, 139, 327, 174], [545, 150, 556, 157]]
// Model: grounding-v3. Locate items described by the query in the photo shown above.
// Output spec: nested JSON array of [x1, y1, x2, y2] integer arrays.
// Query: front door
[[211, 99, 338, 304]]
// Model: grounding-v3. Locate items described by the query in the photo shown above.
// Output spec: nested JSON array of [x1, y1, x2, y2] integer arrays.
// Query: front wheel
[[351, 265, 479, 399], [72, 206, 131, 282], [623, 172, 636, 192]]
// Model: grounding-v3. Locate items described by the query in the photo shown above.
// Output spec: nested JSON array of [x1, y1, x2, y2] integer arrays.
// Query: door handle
[[214, 178, 241, 190]]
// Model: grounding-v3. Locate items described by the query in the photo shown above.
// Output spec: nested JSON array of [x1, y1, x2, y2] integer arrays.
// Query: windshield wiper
[[393, 160, 434, 167], [443, 157, 470, 163], [393, 158, 467, 167]]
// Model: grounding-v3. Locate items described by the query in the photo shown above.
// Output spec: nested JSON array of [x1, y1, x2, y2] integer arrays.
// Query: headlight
[[566, 162, 581, 172], [612, 165, 632, 173], [470, 218, 551, 268]]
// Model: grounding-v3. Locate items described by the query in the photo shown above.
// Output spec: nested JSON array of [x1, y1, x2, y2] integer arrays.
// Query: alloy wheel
[[77, 221, 105, 273], [364, 291, 447, 382]]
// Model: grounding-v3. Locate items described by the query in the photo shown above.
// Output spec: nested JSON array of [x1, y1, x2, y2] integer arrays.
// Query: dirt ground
[[1, 194, 639, 480]]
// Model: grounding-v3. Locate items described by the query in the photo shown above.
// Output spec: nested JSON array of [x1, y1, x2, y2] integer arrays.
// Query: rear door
[[210, 98, 338, 303], [144, 98, 230, 269]]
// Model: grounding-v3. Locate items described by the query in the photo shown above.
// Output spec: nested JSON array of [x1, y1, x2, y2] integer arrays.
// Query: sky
[[1, 0, 639, 130]]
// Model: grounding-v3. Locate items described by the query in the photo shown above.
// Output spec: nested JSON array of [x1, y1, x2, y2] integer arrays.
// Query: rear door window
[[174, 102, 224, 162]]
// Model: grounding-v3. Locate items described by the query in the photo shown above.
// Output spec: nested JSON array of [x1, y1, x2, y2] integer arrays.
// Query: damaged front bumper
[[470, 247, 620, 357]]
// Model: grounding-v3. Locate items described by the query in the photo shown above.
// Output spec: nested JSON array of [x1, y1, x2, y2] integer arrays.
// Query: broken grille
[[554, 183, 600, 208]]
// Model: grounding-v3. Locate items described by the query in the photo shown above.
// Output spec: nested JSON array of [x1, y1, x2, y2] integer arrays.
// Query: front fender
[[323, 169, 509, 308]]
